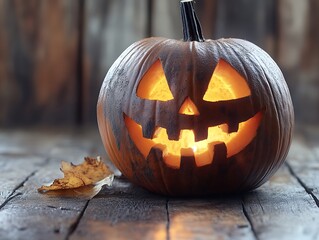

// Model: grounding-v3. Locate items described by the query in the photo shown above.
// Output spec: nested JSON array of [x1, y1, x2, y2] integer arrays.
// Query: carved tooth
[[213, 142, 227, 163], [142, 121, 156, 139], [166, 127, 180, 141], [228, 122, 239, 133], [194, 126, 209, 142]]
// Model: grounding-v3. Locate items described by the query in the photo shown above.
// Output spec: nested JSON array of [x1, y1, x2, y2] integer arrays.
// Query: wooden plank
[[286, 132, 319, 206], [168, 199, 255, 240], [215, 0, 276, 55], [0, 129, 103, 240], [71, 178, 255, 240], [0, 155, 45, 207], [0, 0, 12, 125], [0, 128, 102, 161], [0, 129, 72, 207], [0, 129, 71, 156], [194, 0, 218, 39], [0, 0, 80, 126], [82, 0, 148, 124], [278, 0, 319, 124], [242, 165, 319, 240], [151, 0, 181, 39], [277, 0, 309, 70], [69, 178, 168, 240], [0, 159, 89, 240]]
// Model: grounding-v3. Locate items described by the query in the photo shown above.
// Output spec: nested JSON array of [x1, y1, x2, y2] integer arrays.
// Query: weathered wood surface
[[0, 0, 80, 126], [1, 0, 318, 126], [215, 0, 276, 56], [82, 0, 149, 123], [278, 0, 319, 125], [0, 128, 102, 239], [0, 128, 319, 240], [70, 179, 168, 240]]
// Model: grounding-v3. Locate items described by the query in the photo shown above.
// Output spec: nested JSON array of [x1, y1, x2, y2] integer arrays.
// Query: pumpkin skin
[[97, 3, 294, 196]]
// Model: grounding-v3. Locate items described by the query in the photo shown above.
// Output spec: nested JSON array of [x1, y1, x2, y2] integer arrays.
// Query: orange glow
[[124, 112, 262, 168], [203, 59, 251, 102], [136, 60, 174, 101], [130, 58, 261, 168], [179, 97, 200, 115]]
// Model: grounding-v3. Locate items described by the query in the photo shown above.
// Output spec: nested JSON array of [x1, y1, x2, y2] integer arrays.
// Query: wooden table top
[[0, 127, 319, 240]]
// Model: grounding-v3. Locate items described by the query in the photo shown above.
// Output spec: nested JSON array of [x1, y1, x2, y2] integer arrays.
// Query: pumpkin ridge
[[225, 40, 281, 184], [228, 40, 293, 186]]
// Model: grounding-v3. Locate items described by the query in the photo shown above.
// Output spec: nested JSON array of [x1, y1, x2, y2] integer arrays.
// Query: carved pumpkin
[[97, 0, 294, 196]]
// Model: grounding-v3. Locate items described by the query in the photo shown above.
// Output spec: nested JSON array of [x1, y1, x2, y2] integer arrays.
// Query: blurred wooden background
[[0, 0, 318, 127]]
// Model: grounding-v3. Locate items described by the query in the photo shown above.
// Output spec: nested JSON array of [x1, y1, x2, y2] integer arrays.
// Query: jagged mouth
[[124, 112, 262, 169]]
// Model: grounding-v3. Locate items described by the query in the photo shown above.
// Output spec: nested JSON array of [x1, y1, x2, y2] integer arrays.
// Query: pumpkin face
[[124, 59, 263, 169], [97, 1, 294, 196]]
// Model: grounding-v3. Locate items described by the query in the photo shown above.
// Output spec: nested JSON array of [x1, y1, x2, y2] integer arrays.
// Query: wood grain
[[0, 128, 319, 239], [278, 0, 319, 124], [151, 0, 218, 41], [168, 199, 254, 240], [0, 154, 45, 207], [151, 0, 182, 39], [194, 0, 218, 39], [1, 0, 319, 126], [0, 0, 80, 126], [0, 160, 89, 239], [70, 178, 168, 240], [286, 134, 319, 206], [215, 0, 276, 55], [82, 0, 148, 124], [242, 164, 319, 240], [0, 128, 104, 240]]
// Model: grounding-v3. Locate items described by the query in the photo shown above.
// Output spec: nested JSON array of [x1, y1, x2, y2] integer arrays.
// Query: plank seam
[[166, 198, 170, 240], [0, 192, 22, 210], [0, 170, 37, 210], [65, 199, 90, 240], [146, 0, 154, 37], [286, 162, 319, 208], [241, 200, 259, 240], [76, 0, 85, 125]]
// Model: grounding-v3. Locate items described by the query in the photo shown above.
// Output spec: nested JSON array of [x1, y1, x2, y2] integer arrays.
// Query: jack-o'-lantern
[[97, 0, 294, 196]]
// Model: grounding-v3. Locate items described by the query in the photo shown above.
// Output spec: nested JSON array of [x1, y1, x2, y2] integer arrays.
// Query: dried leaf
[[38, 175, 114, 199], [38, 156, 114, 196]]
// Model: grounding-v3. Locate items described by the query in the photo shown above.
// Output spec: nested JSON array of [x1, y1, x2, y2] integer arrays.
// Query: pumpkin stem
[[180, 0, 204, 42]]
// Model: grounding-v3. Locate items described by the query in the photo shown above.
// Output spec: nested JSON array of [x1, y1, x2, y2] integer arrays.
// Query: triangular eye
[[137, 60, 174, 101], [203, 59, 251, 102]]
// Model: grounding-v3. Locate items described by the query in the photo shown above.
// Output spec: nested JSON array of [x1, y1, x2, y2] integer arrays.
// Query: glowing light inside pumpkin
[[129, 58, 262, 168], [137, 60, 174, 101], [125, 112, 262, 168], [203, 59, 251, 102], [179, 97, 200, 115]]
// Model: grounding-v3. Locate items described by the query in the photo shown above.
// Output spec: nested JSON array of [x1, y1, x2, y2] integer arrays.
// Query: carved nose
[[179, 97, 200, 116]]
